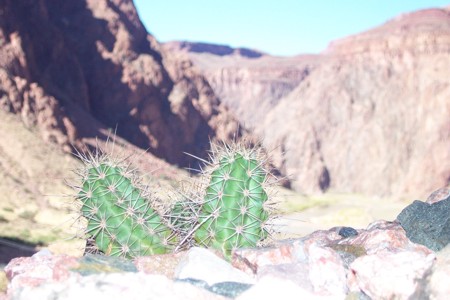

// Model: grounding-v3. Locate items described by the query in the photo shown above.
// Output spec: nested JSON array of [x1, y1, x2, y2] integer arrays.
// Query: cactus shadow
[[0, 237, 38, 265]]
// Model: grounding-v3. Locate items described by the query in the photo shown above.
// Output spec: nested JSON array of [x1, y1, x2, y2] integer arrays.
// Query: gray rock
[[338, 227, 359, 238], [176, 278, 252, 298], [73, 254, 137, 276], [176, 278, 209, 289], [397, 197, 450, 251], [208, 282, 253, 298]]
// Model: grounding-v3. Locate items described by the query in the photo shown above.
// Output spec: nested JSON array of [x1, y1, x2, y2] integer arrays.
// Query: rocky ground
[[2, 189, 449, 299]]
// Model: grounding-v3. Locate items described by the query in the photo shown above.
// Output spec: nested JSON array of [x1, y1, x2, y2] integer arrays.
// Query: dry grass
[[0, 110, 85, 256]]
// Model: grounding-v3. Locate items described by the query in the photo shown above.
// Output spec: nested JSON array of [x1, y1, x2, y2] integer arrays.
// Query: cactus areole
[[78, 162, 175, 258], [194, 151, 270, 255]]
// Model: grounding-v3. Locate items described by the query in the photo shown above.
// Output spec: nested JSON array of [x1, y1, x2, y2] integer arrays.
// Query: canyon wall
[[168, 8, 450, 198], [0, 0, 238, 166], [1, 0, 448, 198]]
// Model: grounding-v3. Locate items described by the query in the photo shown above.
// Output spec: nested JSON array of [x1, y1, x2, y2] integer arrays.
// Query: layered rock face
[[265, 8, 450, 196], [173, 49, 320, 130], [0, 0, 238, 166], [170, 8, 450, 197]]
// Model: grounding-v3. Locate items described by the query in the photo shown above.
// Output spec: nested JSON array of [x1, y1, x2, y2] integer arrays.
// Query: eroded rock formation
[[0, 0, 238, 166], [168, 8, 450, 197]]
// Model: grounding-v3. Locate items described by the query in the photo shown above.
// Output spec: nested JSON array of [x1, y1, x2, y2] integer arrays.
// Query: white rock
[[350, 250, 436, 300], [427, 245, 450, 300], [237, 275, 345, 300], [174, 247, 255, 286], [13, 273, 225, 300], [32, 248, 53, 257]]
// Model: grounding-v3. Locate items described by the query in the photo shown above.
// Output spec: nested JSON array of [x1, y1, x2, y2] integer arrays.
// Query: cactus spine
[[194, 144, 272, 256], [76, 154, 176, 258], [72, 141, 275, 259]]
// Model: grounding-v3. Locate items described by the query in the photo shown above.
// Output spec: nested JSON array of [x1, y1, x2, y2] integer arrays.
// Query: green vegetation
[[78, 161, 176, 258], [194, 147, 271, 256], [74, 142, 275, 258]]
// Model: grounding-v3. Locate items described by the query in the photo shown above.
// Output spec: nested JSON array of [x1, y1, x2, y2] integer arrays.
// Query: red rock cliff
[[0, 0, 238, 166]]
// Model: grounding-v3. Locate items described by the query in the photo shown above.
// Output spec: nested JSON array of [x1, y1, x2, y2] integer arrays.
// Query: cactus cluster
[[76, 155, 176, 258], [73, 142, 274, 259], [194, 145, 271, 256]]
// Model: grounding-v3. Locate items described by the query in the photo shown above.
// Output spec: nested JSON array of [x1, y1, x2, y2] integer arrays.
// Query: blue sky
[[134, 0, 450, 56]]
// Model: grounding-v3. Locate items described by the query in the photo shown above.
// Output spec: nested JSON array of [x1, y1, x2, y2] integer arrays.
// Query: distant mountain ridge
[[164, 41, 265, 58], [327, 7, 450, 55]]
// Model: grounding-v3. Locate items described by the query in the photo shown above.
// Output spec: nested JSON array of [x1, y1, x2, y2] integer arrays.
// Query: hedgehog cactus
[[167, 200, 198, 236], [76, 156, 176, 258], [194, 144, 272, 256]]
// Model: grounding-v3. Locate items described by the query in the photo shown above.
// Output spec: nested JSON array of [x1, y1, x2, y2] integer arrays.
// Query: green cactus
[[76, 157, 176, 258], [167, 200, 197, 235], [71, 141, 275, 259], [194, 145, 272, 256]]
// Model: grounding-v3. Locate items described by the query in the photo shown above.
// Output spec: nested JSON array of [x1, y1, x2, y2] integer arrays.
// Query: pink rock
[[256, 262, 312, 291], [232, 229, 342, 275], [253, 241, 348, 295], [233, 219, 439, 298], [350, 250, 436, 299], [426, 187, 450, 204], [5, 252, 79, 293], [232, 241, 298, 275], [233, 231, 348, 296], [338, 220, 433, 255], [307, 244, 347, 295], [302, 229, 343, 248]]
